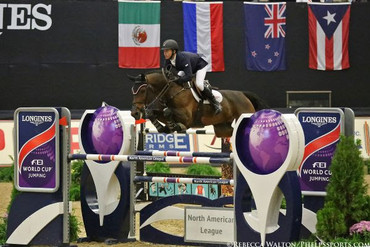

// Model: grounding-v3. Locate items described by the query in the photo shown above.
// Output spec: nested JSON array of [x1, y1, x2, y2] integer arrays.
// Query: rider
[[161, 39, 222, 115]]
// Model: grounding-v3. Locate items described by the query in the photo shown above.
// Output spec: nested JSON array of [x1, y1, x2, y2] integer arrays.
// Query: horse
[[130, 70, 268, 137]]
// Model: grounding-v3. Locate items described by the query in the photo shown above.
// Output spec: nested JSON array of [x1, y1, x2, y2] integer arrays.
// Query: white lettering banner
[[185, 206, 234, 244]]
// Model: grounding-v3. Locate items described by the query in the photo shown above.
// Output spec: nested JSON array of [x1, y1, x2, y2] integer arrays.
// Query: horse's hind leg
[[213, 123, 233, 138], [163, 107, 187, 132]]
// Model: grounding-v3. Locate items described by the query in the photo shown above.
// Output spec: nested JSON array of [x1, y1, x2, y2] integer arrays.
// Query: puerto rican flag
[[183, 1, 224, 72], [308, 3, 351, 71]]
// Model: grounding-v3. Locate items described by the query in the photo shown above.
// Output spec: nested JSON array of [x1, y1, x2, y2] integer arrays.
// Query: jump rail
[[134, 176, 234, 185], [144, 128, 215, 135], [135, 150, 233, 158], [69, 154, 231, 164]]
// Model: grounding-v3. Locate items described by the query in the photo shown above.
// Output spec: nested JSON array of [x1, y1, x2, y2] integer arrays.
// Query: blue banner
[[15, 108, 59, 192], [145, 133, 190, 151], [296, 109, 343, 194]]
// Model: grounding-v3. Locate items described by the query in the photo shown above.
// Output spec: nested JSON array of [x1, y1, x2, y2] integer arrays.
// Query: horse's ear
[[127, 74, 136, 81]]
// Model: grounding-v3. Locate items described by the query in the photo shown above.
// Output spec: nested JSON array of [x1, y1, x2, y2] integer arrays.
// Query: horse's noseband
[[131, 82, 147, 95]]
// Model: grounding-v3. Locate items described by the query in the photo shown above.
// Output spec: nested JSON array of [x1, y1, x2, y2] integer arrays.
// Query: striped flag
[[118, 1, 160, 69], [308, 3, 351, 71], [183, 1, 224, 72]]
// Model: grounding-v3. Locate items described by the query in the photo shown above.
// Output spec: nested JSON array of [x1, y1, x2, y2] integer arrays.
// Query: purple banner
[[15, 109, 59, 192], [296, 110, 343, 195]]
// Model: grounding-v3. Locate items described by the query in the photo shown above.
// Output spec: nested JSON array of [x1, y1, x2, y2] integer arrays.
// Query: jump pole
[[144, 128, 215, 135], [134, 176, 234, 185], [135, 150, 233, 158], [69, 153, 231, 164]]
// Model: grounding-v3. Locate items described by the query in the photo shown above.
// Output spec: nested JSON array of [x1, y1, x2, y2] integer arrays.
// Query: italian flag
[[118, 1, 160, 68]]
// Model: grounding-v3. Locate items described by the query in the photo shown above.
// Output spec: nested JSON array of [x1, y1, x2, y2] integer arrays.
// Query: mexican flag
[[118, 1, 160, 68]]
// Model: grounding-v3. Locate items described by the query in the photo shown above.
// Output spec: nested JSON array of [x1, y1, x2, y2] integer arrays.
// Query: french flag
[[183, 2, 224, 72]]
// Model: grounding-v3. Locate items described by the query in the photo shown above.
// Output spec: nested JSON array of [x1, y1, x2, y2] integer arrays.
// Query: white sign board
[[355, 117, 370, 159], [185, 207, 234, 244]]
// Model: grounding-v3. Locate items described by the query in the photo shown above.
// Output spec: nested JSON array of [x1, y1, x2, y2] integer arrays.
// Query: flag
[[244, 2, 286, 71], [183, 2, 224, 72], [308, 3, 350, 71], [118, 1, 160, 68]]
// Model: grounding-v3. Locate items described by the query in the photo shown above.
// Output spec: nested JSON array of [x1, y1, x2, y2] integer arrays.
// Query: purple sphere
[[236, 110, 289, 174], [90, 106, 123, 155]]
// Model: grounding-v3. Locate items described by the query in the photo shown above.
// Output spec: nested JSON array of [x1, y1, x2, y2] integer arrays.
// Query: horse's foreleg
[[163, 107, 187, 132], [146, 112, 171, 134], [151, 119, 171, 133]]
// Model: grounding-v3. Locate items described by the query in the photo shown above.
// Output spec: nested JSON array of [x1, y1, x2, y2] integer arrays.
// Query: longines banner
[[0, 0, 117, 64], [296, 108, 344, 196], [14, 108, 60, 192]]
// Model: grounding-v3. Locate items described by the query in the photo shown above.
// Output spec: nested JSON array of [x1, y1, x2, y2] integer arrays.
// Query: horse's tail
[[243, 91, 269, 111]]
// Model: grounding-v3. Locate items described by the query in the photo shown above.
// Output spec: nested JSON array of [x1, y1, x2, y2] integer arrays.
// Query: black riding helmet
[[161, 39, 179, 51]]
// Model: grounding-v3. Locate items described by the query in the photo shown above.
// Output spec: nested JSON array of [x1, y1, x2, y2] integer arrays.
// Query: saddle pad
[[187, 82, 223, 104]]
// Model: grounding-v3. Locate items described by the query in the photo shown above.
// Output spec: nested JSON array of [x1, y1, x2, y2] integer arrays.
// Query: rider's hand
[[170, 76, 180, 83]]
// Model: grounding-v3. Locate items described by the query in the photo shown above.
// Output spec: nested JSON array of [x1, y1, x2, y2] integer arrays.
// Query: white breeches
[[177, 66, 208, 91], [195, 66, 207, 91]]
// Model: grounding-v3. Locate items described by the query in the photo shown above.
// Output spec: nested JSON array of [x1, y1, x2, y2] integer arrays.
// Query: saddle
[[164, 67, 223, 104], [185, 80, 223, 104]]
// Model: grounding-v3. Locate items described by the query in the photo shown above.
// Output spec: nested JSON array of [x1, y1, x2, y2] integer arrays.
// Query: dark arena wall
[[0, 1, 369, 112]]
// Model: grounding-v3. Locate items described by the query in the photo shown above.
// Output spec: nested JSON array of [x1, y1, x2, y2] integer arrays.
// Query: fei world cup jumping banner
[[296, 108, 344, 195], [14, 108, 60, 192]]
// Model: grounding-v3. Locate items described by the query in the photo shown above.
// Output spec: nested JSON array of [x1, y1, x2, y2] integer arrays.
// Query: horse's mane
[[144, 70, 167, 87], [145, 70, 162, 75]]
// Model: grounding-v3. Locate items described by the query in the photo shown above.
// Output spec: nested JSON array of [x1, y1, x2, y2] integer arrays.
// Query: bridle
[[144, 68, 174, 111], [131, 82, 148, 108], [131, 77, 170, 119], [131, 68, 189, 117]]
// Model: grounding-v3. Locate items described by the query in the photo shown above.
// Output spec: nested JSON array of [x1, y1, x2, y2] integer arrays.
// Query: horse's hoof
[[162, 126, 171, 134], [172, 125, 182, 132], [177, 123, 187, 132], [158, 126, 171, 134]]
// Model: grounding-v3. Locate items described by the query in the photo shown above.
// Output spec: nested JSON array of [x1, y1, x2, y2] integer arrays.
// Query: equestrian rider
[[161, 39, 222, 115]]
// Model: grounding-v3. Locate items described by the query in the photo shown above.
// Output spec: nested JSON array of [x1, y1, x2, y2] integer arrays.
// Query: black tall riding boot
[[202, 86, 222, 115]]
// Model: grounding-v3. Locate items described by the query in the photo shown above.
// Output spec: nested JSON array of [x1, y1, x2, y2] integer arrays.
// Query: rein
[[145, 68, 175, 110], [132, 68, 189, 114], [168, 86, 188, 101], [145, 79, 172, 110]]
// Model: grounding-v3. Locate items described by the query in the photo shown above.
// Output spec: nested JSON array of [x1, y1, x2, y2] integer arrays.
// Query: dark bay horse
[[130, 71, 267, 137]]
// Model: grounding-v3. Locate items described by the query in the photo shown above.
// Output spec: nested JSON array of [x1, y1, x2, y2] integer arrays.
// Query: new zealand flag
[[244, 2, 286, 71]]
